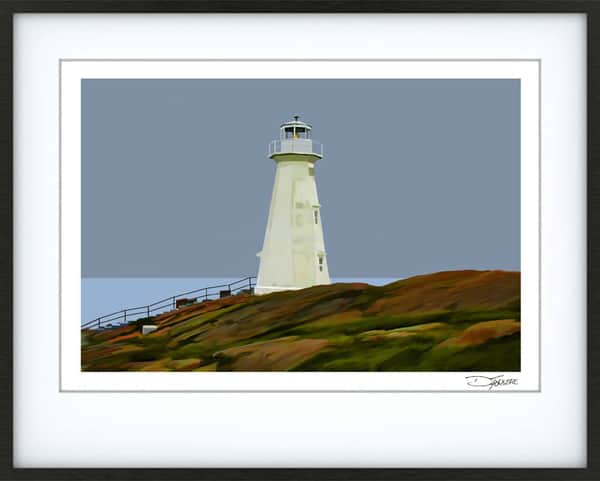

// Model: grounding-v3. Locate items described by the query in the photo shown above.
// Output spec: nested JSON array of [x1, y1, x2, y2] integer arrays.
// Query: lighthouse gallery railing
[[82, 276, 256, 331], [268, 139, 323, 157]]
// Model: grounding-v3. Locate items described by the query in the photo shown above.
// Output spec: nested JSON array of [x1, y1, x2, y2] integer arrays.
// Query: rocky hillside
[[82, 270, 521, 372]]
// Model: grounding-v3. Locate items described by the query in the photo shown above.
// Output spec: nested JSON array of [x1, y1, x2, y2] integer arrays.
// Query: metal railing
[[81, 276, 256, 331], [268, 139, 323, 158]]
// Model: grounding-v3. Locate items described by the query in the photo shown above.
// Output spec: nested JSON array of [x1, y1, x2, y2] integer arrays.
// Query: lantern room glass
[[281, 126, 312, 140]]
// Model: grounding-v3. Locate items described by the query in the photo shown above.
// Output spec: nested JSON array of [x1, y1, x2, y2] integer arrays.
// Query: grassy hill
[[81, 270, 521, 372]]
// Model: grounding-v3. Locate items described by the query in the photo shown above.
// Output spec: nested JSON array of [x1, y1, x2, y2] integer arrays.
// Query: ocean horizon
[[82, 276, 402, 324]]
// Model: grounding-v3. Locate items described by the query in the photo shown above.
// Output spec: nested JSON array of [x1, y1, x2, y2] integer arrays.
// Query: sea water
[[81, 277, 400, 325]]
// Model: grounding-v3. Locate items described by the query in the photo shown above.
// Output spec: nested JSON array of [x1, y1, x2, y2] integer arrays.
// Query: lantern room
[[280, 116, 312, 140]]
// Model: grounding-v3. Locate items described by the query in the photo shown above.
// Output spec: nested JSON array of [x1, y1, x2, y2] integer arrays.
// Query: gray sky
[[82, 79, 520, 278]]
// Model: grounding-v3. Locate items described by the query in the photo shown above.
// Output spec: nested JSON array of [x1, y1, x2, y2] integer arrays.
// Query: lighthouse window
[[318, 256, 324, 272], [314, 210, 319, 224], [284, 127, 294, 139], [296, 127, 308, 139]]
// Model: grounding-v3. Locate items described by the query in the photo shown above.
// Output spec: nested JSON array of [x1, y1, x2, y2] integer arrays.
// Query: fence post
[[97, 318, 100, 329], [124, 310, 127, 324], [172, 297, 175, 310], [248, 277, 252, 291], [147, 306, 150, 319], [205, 287, 208, 300]]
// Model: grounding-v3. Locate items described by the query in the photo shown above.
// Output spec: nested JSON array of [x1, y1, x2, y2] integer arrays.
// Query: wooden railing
[[81, 276, 256, 331]]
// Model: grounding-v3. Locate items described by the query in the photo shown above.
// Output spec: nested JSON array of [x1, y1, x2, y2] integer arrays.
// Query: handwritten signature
[[465, 375, 518, 390]]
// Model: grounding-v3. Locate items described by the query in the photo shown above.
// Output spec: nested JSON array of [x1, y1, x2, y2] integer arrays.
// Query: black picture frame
[[1, 1, 596, 479]]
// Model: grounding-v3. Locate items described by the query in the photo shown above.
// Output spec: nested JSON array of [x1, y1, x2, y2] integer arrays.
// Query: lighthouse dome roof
[[280, 116, 312, 129]]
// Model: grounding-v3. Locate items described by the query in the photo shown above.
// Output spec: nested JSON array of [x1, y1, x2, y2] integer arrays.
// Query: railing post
[[97, 318, 100, 329], [205, 287, 208, 300], [124, 310, 127, 324], [248, 277, 252, 291], [172, 297, 176, 310], [147, 305, 150, 319]]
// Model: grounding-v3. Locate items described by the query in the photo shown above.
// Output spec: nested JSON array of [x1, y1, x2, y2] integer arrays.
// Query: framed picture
[[6, 1, 595, 479], [69, 63, 533, 392]]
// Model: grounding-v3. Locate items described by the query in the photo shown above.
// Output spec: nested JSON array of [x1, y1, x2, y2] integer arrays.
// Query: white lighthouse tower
[[255, 116, 331, 295]]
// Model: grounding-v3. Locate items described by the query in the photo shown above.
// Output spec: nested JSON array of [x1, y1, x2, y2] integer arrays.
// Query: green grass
[[417, 333, 521, 371]]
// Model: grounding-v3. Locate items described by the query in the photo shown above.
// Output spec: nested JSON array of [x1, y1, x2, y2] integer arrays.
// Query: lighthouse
[[255, 117, 331, 295]]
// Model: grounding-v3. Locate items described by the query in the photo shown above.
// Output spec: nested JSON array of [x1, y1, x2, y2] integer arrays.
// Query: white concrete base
[[254, 285, 303, 295], [141, 325, 158, 335]]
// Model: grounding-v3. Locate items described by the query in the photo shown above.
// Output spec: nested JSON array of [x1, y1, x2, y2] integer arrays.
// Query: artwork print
[[80, 77, 522, 374]]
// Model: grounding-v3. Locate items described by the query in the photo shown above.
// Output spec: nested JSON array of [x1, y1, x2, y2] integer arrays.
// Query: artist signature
[[465, 375, 518, 390]]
